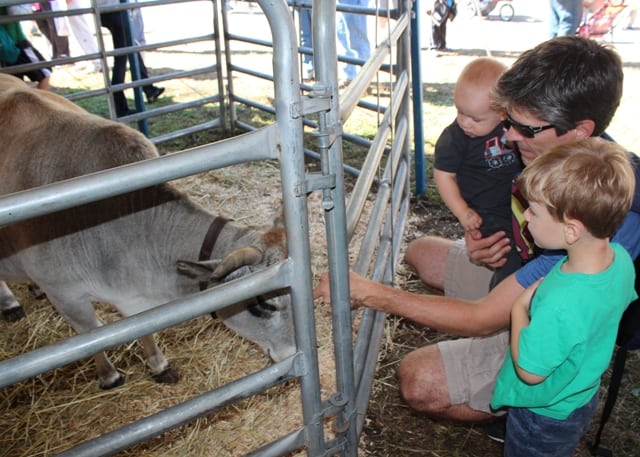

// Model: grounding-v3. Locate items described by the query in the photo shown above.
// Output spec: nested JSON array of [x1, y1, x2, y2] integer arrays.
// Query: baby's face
[[454, 84, 503, 138]]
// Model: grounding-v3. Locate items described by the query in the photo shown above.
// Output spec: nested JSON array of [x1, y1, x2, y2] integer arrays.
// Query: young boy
[[434, 57, 522, 287], [490, 137, 637, 457]]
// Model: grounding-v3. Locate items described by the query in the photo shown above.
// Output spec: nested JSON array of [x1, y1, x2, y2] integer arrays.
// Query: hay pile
[[0, 158, 350, 456]]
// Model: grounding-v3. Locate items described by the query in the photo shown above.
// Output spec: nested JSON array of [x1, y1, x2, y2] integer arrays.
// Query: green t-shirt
[[491, 243, 637, 420]]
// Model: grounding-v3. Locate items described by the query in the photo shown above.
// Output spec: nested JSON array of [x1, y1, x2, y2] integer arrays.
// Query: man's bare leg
[[404, 236, 455, 291], [397, 344, 494, 422]]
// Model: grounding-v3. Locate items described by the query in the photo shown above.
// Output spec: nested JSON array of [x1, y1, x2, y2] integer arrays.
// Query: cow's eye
[[248, 296, 277, 318]]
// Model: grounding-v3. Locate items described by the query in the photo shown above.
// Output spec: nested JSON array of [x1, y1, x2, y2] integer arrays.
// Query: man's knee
[[403, 237, 422, 270], [397, 346, 448, 413]]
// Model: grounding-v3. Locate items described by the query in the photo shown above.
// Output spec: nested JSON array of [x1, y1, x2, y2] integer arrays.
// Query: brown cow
[[0, 74, 295, 389]]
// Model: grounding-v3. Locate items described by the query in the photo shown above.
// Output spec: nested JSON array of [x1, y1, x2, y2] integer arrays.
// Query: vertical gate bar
[[314, 0, 359, 454], [257, 0, 327, 455], [211, 0, 228, 130], [410, 0, 426, 195]]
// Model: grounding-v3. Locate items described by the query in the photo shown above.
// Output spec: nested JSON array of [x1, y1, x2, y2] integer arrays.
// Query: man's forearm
[[350, 273, 518, 337]]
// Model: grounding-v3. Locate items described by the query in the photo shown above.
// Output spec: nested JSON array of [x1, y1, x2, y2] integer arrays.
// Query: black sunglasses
[[504, 113, 556, 138]]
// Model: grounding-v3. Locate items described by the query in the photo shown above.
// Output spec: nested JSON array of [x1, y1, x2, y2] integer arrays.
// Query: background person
[[34, 1, 70, 59], [549, 0, 584, 37], [1, 5, 52, 90], [96, 0, 164, 117], [428, 0, 456, 52], [337, 0, 371, 85]]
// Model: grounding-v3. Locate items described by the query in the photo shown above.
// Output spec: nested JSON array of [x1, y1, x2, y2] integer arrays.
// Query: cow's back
[[0, 75, 196, 287], [0, 74, 159, 193]]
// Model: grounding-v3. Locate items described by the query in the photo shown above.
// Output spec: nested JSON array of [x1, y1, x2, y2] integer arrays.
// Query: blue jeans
[[505, 392, 598, 457], [548, 0, 583, 38], [298, 8, 313, 67], [337, 0, 371, 80]]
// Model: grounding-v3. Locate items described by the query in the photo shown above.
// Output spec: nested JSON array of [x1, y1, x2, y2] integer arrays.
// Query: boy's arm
[[434, 169, 482, 231], [511, 280, 546, 384]]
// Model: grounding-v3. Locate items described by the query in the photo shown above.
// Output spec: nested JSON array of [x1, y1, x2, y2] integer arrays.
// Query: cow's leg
[[92, 352, 125, 389], [44, 293, 124, 389], [140, 334, 179, 384], [0, 281, 25, 322]]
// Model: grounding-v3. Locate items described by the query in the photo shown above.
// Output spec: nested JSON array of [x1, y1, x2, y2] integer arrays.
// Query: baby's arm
[[434, 169, 482, 231]]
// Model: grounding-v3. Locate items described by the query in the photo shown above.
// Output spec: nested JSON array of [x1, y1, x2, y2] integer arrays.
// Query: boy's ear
[[563, 218, 585, 245], [574, 120, 596, 140]]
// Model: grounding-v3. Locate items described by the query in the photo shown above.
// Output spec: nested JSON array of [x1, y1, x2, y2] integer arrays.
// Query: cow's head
[[177, 234, 296, 363]]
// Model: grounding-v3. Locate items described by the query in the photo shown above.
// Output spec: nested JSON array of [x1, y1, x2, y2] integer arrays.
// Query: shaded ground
[[360, 198, 640, 457]]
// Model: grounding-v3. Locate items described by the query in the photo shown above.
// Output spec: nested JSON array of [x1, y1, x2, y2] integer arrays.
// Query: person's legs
[[345, 0, 370, 61], [438, 19, 447, 50], [431, 22, 445, 50], [35, 1, 70, 58], [404, 235, 452, 291], [299, 8, 312, 65], [67, 0, 99, 54], [15, 41, 52, 90], [398, 332, 509, 422], [404, 237, 493, 299], [100, 11, 131, 115], [336, 12, 356, 81], [550, 0, 583, 37], [505, 393, 598, 457]]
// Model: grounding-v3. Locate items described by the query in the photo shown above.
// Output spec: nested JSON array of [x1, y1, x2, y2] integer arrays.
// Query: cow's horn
[[211, 246, 263, 279]]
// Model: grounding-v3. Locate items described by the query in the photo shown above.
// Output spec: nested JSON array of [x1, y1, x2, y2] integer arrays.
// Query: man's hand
[[465, 229, 512, 269], [313, 271, 373, 309], [313, 271, 332, 304]]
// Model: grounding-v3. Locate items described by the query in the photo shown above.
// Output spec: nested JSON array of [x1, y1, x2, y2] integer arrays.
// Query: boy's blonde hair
[[517, 138, 635, 238]]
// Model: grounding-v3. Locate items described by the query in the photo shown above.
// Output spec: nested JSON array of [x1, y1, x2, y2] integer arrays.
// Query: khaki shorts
[[441, 239, 507, 414], [438, 331, 509, 415], [444, 239, 493, 300]]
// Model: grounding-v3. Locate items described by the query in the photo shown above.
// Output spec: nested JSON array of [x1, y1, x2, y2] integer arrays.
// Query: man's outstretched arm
[[313, 270, 524, 337]]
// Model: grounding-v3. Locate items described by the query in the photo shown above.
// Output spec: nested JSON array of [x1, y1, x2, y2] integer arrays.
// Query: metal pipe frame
[[0, 0, 417, 455]]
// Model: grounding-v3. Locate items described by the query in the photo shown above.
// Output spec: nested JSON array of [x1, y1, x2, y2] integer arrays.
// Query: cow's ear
[[176, 259, 220, 281]]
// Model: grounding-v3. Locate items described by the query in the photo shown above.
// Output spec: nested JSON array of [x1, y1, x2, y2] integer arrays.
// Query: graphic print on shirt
[[484, 135, 517, 169]]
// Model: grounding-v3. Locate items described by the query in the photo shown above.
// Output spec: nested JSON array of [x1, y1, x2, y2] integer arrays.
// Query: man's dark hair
[[493, 36, 623, 136]]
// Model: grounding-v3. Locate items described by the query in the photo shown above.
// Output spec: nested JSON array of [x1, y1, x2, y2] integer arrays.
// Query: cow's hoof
[[152, 367, 180, 384], [100, 374, 125, 390], [2, 306, 26, 322]]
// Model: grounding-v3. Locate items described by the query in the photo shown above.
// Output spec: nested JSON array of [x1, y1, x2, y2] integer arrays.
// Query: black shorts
[[13, 40, 52, 83]]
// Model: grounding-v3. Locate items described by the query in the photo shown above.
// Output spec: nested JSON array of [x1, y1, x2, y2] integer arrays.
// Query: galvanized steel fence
[[0, 0, 419, 454]]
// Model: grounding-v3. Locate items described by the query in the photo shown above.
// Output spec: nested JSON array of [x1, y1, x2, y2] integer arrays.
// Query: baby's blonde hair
[[517, 138, 635, 238], [456, 57, 506, 93]]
